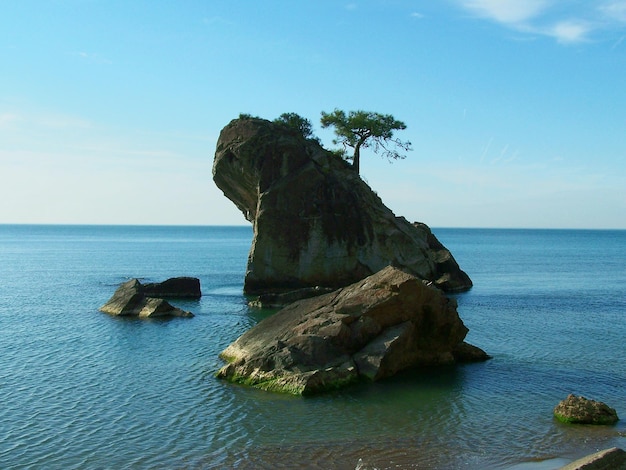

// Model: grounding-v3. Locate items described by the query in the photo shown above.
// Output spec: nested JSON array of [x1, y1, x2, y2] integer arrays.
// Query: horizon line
[[1, 223, 624, 231]]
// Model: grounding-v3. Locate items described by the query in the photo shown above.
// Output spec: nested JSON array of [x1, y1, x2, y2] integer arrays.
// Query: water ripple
[[2, 227, 626, 470]]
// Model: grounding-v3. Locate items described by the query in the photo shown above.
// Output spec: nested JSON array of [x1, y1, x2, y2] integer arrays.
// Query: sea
[[0, 225, 624, 470]]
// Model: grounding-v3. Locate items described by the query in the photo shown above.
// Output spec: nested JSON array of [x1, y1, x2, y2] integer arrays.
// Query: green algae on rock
[[554, 394, 619, 425]]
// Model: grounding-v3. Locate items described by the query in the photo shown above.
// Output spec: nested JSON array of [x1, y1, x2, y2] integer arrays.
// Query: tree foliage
[[320, 109, 412, 173], [238, 113, 261, 120], [273, 112, 316, 141]]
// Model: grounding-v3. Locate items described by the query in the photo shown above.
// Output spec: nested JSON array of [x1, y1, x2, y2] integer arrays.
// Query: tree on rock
[[320, 109, 412, 174], [273, 112, 317, 141]]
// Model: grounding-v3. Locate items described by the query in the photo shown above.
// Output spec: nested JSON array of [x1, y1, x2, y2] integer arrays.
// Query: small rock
[[554, 394, 619, 425], [99, 278, 194, 319]]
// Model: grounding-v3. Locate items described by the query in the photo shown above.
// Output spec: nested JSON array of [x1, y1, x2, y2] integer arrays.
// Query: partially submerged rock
[[554, 394, 619, 425], [216, 266, 489, 395], [560, 447, 626, 470], [99, 278, 195, 319], [143, 277, 201, 298], [212, 117, 472, 295]]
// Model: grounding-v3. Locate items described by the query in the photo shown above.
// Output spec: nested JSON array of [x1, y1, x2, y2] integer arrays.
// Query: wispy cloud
[[0, 113, 21, 129], [612, 34, 626, 49], [454, 0, 626, 44], [39, 114, 93, 130], [600, 1, 626, 22], [547, 20, 592, 44], [479, 136, 493, 163], [459, 0, 550, 24], [2, 110, 93, 130]]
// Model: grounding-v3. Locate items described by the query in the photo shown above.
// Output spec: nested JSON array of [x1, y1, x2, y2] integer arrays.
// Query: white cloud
[[600, 1, 626, 22], [455, 0, 626, 44], [547, 20, 592, 43], [459, 0, 551, 24], [411, 12, 424, 19]]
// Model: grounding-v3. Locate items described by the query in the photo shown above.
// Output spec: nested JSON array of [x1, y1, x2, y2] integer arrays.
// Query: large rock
[[560, 447, 626, 470], [554, 394, 619, 425], [216, 266, 489, 395], [99, 279, 194, 318], [212, 117, 472, 295]]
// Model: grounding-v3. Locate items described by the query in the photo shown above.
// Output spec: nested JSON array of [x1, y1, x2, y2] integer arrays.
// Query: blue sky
[[1, 0, 625, 228]]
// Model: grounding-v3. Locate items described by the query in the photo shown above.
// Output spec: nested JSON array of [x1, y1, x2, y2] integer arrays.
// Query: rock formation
[[554, 394, 619, 425], [212, 117, 472, 295], [99, 278, 197, 318], [561, 447, 626, 470], [216, 266, 489, 395]]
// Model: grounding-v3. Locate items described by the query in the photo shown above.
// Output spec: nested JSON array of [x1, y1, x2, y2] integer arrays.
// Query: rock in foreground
[[560, 447, 626, 470], [212, 117, 472, 295], [554, 394, 619, 425], [99, 278, 196, 318], [216, 266, 489, 395]]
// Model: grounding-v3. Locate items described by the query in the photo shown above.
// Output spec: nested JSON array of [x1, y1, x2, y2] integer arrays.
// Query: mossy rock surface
[[554, 394, 619, 425], [216, 361, 359, 396]]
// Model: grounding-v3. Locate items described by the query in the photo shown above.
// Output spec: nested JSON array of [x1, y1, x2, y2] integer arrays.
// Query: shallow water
[[0, 225, 624, 469]]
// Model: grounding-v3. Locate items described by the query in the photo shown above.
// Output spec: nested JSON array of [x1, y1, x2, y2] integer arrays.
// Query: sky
[[1, 0, 625, 229]]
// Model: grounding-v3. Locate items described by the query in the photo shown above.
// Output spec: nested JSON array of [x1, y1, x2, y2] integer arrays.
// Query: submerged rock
[[216, 266, 489, 395], [554, 394, 619, 425], [212, 117, 472, 295], [99, 278, 195, 319]]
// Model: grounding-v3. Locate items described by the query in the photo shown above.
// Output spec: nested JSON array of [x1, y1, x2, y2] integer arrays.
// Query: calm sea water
[[0, 225, 624, 469]]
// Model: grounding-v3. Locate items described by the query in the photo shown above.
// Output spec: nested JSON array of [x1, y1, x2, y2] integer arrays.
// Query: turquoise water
[[0, 225, 624, 469]]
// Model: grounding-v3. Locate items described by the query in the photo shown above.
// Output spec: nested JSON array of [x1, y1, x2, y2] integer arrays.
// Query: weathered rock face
[[99, 278, 195, 318], [216, 266, 489, 395], [554, 394, 619, 425], [212, 117, 472, 295]]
